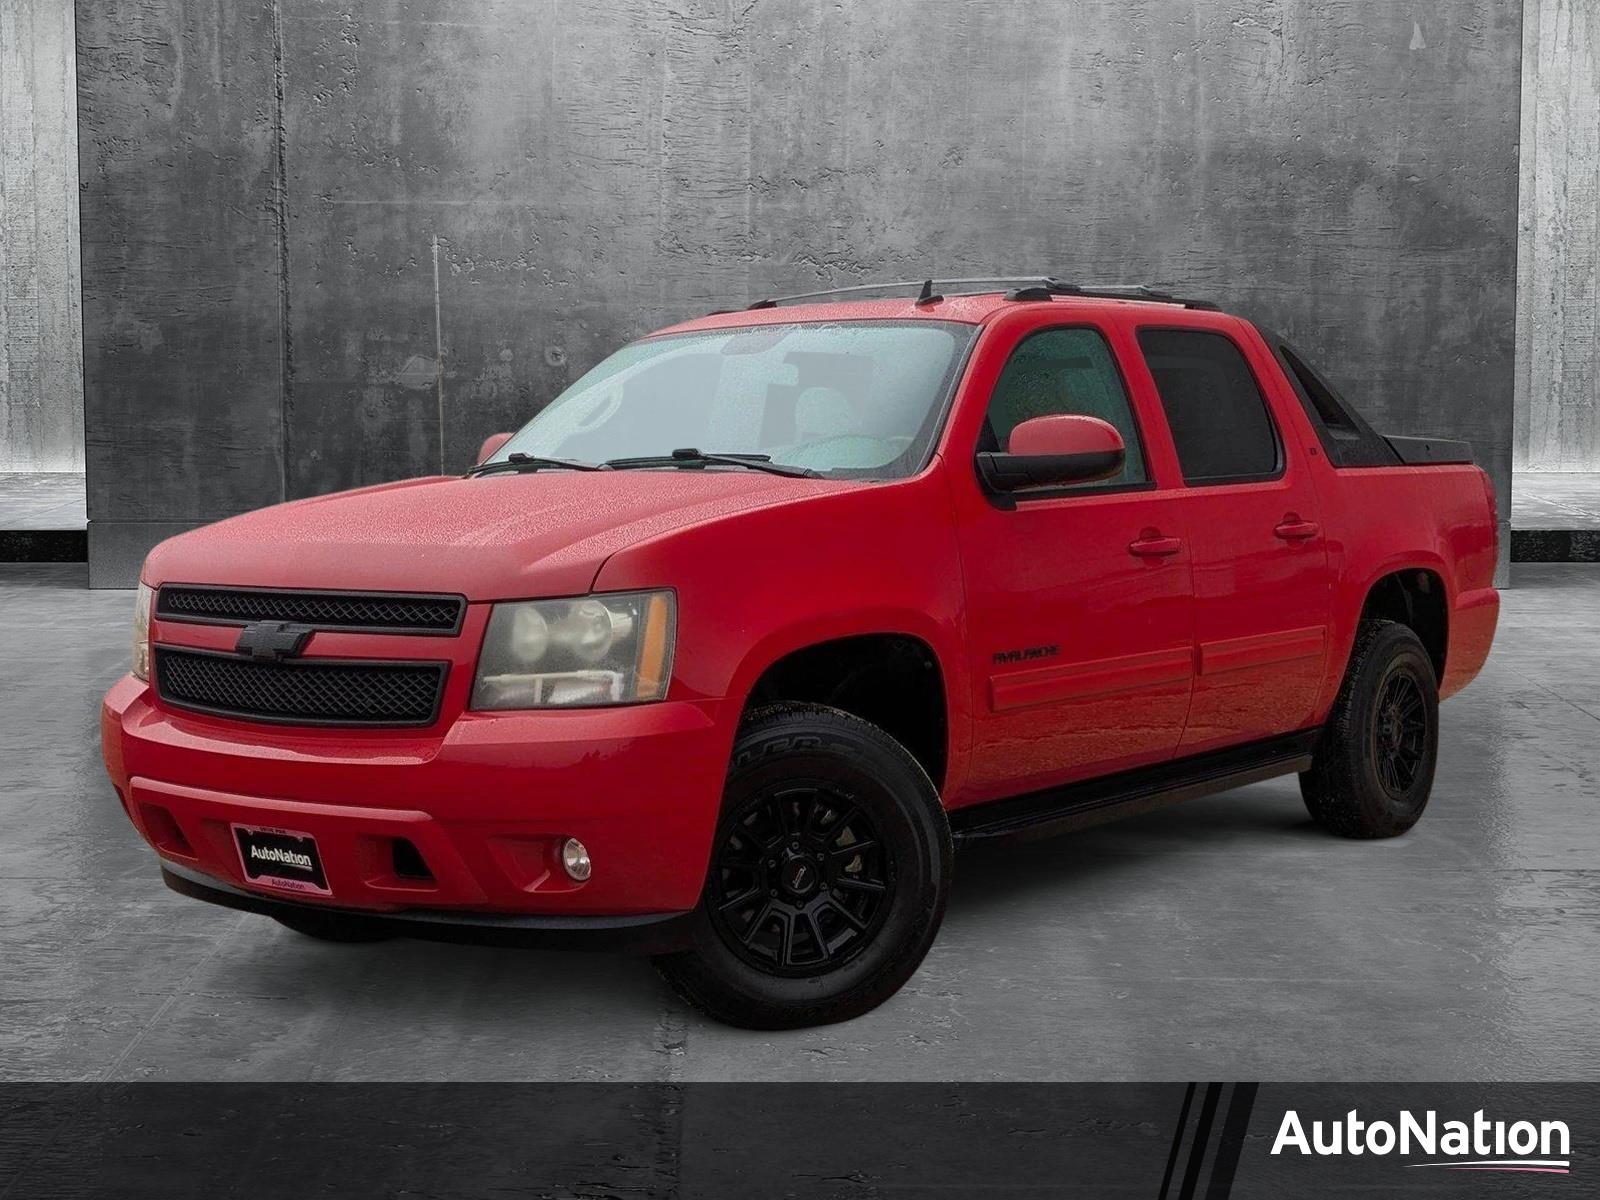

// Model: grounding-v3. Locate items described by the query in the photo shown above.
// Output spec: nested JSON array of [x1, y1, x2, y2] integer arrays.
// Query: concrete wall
[[78, 0, 1523, 586], [76, 1, 283, 583], [1, 0, 83, 473], [1515, 0, 1599, 473]]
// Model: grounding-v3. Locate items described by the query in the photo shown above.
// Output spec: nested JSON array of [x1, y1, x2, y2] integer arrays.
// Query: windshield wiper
[[466, 451, 603, 477], [603, 449, 822, 479]]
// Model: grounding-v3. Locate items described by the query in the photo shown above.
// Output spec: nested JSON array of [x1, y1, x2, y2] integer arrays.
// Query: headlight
[[471, 590, 675, 709], [132, 583, 153, 681]]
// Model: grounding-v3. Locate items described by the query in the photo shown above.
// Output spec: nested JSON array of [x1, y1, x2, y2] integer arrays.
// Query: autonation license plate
[[232, 824, 332, 897]]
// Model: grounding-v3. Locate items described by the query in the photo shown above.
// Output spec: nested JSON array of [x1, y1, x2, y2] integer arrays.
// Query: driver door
[[951, 323, 1197, 803]]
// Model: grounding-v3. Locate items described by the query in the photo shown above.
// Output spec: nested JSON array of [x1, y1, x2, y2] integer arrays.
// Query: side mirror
[[976, 414, 1126, 493], [476, 432, 513, 465]]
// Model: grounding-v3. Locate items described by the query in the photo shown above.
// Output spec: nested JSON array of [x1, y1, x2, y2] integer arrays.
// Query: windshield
[[490, 321, 978, 479]]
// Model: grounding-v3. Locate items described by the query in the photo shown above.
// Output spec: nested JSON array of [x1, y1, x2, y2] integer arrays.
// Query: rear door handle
[[1274, 518, 1320, 541], [1128, 534, 1182, 558]]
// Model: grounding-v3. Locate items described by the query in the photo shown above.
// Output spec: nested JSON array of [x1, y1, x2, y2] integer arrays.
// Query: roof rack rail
[[744, 276, 1217, 312], [1001, 280, 1221, 310]]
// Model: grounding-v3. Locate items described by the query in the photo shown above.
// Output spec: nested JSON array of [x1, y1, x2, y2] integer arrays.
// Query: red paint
[[1006, 413, 1123, 457], [103, 291, 1500, 921]]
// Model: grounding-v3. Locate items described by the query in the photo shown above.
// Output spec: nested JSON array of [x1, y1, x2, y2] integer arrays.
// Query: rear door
[[1132, 322, 1333, 754], [950, 320, 1197, 803]]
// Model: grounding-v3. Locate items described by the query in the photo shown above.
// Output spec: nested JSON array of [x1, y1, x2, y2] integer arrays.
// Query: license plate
[[232, 824, 332, 897]]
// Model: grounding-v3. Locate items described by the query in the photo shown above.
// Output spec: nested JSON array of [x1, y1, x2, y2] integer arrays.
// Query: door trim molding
[[1197, 625, 1325, 677], [989, 645, 1193, 712]]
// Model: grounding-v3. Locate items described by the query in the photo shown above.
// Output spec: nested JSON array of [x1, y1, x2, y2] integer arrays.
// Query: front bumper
[[160, 862, 695, 952], [103, 674, 731, 922]]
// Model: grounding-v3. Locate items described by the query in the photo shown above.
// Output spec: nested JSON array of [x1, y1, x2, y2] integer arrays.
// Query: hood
[[144, 470, 855, 600]]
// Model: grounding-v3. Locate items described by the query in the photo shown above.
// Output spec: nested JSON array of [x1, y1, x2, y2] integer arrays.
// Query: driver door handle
[[1128, 534, 1183, 558]]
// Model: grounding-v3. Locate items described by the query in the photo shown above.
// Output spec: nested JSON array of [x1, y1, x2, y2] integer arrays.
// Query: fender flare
[[724, 606, 974, 795]]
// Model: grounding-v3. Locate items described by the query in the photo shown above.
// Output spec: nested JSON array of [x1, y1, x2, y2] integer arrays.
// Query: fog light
[[561, 837, 592, 882]]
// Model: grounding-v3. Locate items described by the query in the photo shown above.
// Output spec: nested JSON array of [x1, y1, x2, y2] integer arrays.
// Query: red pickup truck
[[102, 278, 1499, 1029]]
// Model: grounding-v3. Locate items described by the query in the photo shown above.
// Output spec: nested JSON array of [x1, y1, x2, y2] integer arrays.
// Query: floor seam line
[[1500, 666, 1600, 724], [94, 913, 246, 1080]]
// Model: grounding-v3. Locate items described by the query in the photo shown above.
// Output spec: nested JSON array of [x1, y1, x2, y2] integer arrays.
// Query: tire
[[272, 910, 394, 943], [1300, 619, 1439, 839], [655, 703, 952, 1029]]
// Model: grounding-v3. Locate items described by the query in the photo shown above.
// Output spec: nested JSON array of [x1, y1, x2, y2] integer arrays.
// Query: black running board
[[950, 730, 1320, 846]]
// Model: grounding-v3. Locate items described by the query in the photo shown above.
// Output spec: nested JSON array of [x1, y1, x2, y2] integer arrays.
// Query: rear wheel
[[655, 703, 951, 1029], [1300, 619, 1439, 838], [272, 910, 394, 943]]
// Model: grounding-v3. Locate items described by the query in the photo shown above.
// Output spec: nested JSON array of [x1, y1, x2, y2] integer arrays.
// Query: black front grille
[[156, 585, 464, 634], [154, 648, 447, 726]]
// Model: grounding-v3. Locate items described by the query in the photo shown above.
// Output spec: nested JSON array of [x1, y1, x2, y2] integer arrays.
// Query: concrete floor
[[1512, 471, 1600, 529], [0, 472, 87, 530], [3, 563, 1597, 1082]]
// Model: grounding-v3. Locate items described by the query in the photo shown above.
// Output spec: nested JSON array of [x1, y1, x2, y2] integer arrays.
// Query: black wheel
[[655, 703, 952, 1029], [1300, 619, 1439, 838], [272, 909, 394, 943]]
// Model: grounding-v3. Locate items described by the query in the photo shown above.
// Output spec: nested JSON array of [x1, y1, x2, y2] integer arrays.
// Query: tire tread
[[1300, 618, 1439, 839], [655, 702, 950, 1029]]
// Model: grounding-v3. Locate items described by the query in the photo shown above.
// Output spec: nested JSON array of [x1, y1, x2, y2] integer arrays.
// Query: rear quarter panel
[[1310, 462, 1499, 708], [1232, 317, 1498, 709]]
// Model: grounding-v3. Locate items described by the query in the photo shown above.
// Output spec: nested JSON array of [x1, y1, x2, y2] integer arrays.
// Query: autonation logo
[[1273, 1108, 1572, 1175], [249, 843, 313, 872]]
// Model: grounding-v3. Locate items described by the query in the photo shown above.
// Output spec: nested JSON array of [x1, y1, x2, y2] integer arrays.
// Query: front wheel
[[655, 703, 952, 1029], [1300, 619, 1440, 838]]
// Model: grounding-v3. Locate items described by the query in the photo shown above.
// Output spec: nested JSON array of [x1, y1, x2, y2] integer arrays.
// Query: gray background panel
[[76, 0, 285, 526], [75, 0, 1524, 582], [0, 0, 83, 472]]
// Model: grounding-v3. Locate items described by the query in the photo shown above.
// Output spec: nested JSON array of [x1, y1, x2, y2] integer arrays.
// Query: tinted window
[[982, 328, 1147, 487], [1137, 329, 1279, 482], [1279, 344, 1356, 433]]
